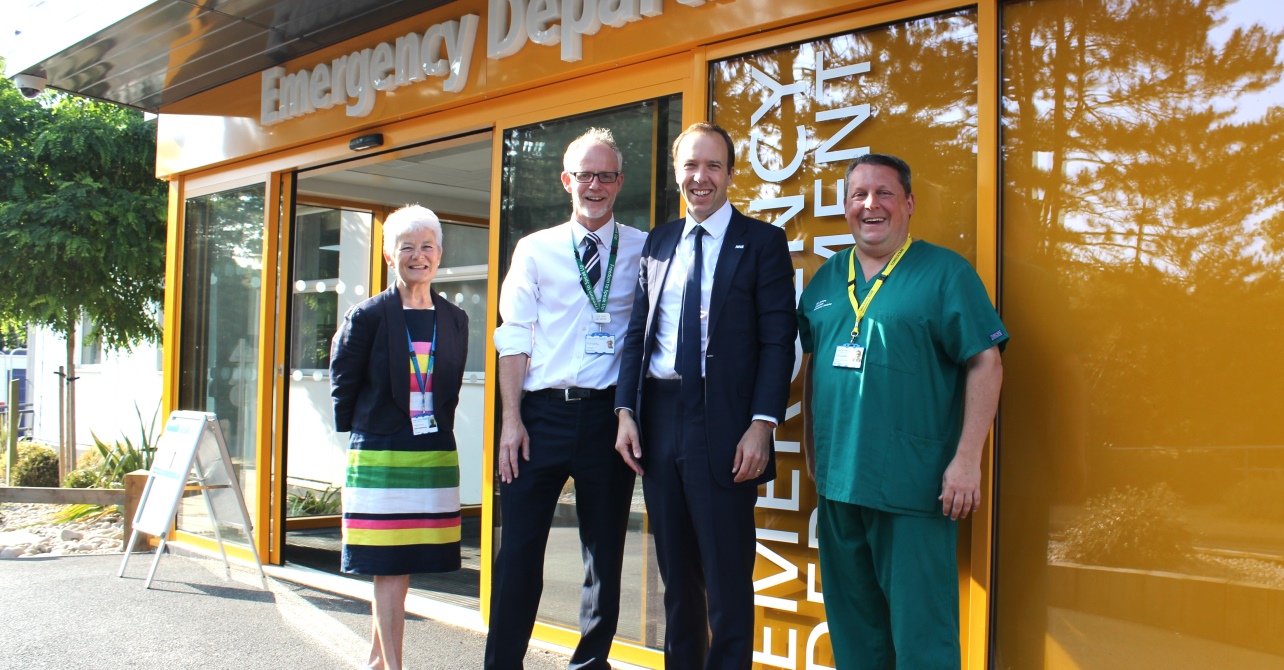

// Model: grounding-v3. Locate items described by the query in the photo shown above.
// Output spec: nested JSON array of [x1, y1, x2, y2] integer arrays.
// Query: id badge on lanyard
[[833, 343, 865, 369], [585, 331, 616, 354], [409, 325, 439, 434], [837, 237, 912, 371], [411, 414, 438, 435], [576, 226, 620, 356]]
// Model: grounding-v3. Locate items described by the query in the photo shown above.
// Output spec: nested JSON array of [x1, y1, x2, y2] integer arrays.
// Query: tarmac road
[[0, 552, 570, 670]]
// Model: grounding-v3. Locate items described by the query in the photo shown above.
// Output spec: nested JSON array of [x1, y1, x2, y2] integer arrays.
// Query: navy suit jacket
[[330, 285, 469, 440], [615, 207, 797, 488]]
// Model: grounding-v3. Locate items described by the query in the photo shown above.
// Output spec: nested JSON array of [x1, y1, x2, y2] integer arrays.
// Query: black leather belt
[[529, 386, 616, 401]]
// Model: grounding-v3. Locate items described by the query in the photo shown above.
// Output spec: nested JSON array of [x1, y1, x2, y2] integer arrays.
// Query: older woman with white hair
[[330, 205, 468, 670]]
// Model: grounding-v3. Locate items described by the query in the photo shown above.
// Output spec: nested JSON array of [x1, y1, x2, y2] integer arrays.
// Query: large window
[[177, 182, 266, 541], [995, 1, 1284, 667], [710, 9, 978, 666], [495, 95, 683, 649], [498, 96, 683, 276]]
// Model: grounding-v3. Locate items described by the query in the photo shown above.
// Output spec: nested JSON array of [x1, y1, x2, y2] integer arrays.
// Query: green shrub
[[63, 468, 100, 489], [87, 403, 160, 488], [287, 486, 343, 517], [90, 435, 151, 488], [75, 449, 103, 471], [12, 442, 60, 487], [1060, 483, 1191, 571]]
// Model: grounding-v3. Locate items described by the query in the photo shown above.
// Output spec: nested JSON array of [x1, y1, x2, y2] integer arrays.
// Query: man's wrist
[[751, 415, 778, 428]]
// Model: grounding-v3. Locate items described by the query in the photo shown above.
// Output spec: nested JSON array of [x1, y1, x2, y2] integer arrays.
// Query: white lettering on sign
[[261, 14, 480, 125], [261, 0, 717, 125], [745, 50, 873, 668], [488, 0, 697, 63]]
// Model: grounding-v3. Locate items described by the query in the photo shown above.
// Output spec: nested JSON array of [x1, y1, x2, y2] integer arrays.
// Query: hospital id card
[[411, 414, 439, 435], [585, 331, 616, 355], [833, 343, 865, 369]]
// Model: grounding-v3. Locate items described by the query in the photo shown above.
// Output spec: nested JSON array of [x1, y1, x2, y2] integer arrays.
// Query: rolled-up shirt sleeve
[[493, 237, 538, 357]]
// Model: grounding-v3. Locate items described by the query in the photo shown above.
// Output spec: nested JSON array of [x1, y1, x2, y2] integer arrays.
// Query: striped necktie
[[583, 232, 602, 286]]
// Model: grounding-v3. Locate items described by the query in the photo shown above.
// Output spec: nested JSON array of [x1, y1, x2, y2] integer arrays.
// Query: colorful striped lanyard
[[406, 320, 437, 416]]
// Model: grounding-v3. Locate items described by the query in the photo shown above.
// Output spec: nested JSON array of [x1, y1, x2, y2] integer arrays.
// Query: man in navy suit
[[615, 122, 797, 669]]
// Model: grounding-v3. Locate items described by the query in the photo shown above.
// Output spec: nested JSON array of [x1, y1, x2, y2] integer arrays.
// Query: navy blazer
[[330, 285, 469, 439], [615, 207, 797, 488]]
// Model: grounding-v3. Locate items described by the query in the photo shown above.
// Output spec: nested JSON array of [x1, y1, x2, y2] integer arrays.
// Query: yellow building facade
[[29, 0, 1283, 667]]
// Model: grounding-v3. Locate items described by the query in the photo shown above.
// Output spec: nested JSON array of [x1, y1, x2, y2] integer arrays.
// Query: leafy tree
[[0, 63, 167, 455]]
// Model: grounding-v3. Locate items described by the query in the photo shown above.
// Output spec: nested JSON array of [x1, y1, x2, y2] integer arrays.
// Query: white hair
[[382, 205, 443, 258], [563, 127, 623, 172]]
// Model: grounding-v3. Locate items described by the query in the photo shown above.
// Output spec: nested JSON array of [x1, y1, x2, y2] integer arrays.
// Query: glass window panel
[[79, 314, 102, 366], [441, 221, 489, 267], [498, 96, 683, 277], [293, 206, 342, 281], [709, 10, 978, 666], [437, 222, 489, 375], [495, 95, 682, 649], [712, 9, 980, 263], [177, 183, 266, 542], [290, 292, 338, 370], [995, 1, 1284, 667], [434, 279, 487, 373], [287, 205, 371, 515]]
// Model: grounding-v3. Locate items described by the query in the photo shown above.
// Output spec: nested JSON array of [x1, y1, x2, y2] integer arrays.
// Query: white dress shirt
[[645, 200, 778, 425], [494, 218, 647, 391], [648, 199, 732, 380]]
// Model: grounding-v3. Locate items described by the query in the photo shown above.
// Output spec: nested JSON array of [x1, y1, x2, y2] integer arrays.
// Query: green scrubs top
[[798, 240, 1009, 517]]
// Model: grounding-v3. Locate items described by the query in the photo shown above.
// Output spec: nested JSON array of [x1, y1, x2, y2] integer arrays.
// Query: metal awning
[[4, 0, 451, 112]]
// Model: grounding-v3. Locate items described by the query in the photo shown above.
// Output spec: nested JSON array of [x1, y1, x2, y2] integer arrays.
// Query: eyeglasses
[[569, 171, 620, 184]]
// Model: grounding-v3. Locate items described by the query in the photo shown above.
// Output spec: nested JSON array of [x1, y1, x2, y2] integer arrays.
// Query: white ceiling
[[297, 139, 492, 220]]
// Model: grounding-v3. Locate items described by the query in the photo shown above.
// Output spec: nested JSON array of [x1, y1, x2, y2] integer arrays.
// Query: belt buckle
[[564, 388, 581, 401]]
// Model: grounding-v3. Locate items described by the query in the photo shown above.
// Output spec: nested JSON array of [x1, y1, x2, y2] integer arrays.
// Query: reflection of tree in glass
[[1002, 0, 1284, 452], [712, 9, 979, 260], [1004, 0, 1284, 277], [179, 185, 267, 467], [295, 293, 338, 369], [498, 98, 682, 278]]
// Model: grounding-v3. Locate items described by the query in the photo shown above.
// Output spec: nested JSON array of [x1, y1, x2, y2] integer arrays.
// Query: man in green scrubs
[[799, 154, 1007, 669]]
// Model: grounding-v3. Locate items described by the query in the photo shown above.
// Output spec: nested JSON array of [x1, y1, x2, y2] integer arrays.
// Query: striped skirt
[[341, 425, 461, 575]]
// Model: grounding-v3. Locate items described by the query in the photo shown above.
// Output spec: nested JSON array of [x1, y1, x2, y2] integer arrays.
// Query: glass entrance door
[[285, 203, 373, 515], [281, 134, 494, 611], [177, 181, 269, 545]]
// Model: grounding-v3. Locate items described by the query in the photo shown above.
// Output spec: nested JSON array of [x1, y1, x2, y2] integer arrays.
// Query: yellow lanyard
[[846, 236, 913, 343]]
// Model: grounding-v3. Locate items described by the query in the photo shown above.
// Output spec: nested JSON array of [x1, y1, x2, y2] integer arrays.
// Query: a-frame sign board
[[118, 411, 267, 590]]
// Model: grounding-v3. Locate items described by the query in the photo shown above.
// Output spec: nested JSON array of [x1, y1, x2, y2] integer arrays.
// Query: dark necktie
[[678, 225, 706, 407], [583, 232, 602, 286]]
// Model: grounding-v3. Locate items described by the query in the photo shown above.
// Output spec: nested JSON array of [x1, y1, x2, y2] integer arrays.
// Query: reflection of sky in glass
[[1009, 0, 1284, 276], [715, 13, 978, 210], [1210, 0, 1284, 124]]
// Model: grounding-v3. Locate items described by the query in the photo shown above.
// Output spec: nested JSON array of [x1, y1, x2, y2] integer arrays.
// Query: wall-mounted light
[[349, 133, 384, 151]]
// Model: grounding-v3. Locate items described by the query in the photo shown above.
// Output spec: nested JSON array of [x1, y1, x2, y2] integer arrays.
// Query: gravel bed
[[0, 502, 126, 558]]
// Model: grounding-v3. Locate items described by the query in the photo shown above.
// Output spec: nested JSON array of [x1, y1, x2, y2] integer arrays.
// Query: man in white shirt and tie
[[486, 128, 647, 669]]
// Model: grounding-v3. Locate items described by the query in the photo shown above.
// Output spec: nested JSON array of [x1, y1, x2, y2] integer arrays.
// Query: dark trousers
[[484, 392, 636, 670], [641, 379, 757, 670]]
